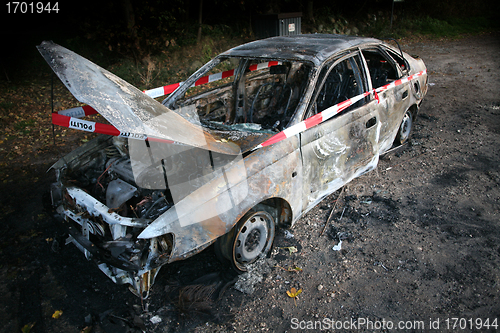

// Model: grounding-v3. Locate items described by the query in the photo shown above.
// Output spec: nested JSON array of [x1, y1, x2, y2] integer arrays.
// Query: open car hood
[[38, 41, 273, 155]]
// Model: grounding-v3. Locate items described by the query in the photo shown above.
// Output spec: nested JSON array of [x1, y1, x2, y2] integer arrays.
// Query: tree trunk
[[184, 0, 190, 22], [123, 0, 141, 55], [307, 0, 314, 23], [197, 0, 203, 44]]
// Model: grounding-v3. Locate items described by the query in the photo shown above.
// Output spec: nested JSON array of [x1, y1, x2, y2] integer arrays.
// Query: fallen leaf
[[21, 322, 35, 333], [286, 287, 303, 306], [281, 246, 297, 254], [52, 310, 63, 319], [286, 287, 302, 298], [81, 326, 92, 333], [276, 265, 302, 272]]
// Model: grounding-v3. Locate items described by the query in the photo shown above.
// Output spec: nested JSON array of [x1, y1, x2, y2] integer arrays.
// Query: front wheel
[[395, 109, 413, 145], [215, 209, 275, 272]]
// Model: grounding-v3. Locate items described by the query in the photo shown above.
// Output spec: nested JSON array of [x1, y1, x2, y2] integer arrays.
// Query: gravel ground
[[0, 32, 499, 333]]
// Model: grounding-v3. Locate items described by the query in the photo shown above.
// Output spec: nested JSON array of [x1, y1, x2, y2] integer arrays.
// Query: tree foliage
[[75, 0, 496, 59]]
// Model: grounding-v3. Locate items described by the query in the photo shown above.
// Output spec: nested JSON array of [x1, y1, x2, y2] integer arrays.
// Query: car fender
[[138, 136, 302, 262]]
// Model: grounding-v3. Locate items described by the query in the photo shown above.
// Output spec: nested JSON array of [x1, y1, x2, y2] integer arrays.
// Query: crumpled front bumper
[[55, 186, 171, 297]]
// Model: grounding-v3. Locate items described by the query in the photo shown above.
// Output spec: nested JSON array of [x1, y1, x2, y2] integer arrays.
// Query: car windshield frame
[[163, 55, 317, 133]]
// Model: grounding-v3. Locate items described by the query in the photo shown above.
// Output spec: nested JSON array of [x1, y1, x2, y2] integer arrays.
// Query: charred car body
[[40, 35, 427, 297]]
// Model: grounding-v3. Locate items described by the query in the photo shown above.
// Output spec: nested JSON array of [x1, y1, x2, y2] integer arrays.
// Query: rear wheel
[[215, 209, 275, 272], [395, 109, 413, 145]]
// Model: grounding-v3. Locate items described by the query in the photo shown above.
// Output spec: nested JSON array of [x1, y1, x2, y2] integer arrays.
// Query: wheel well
[[409, 104, 419, 120], [255, 198, 293, 228]]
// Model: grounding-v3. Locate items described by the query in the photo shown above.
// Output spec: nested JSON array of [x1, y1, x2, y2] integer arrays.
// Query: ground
[[0, 33, 499, 333]]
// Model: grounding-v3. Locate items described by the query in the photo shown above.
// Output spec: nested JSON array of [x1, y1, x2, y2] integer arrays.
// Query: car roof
[[222, 34, 381, 66]]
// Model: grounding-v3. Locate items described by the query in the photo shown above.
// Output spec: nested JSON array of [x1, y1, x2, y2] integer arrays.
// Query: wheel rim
[[233, 211, 275, 270], [398, 111, 413, 144]]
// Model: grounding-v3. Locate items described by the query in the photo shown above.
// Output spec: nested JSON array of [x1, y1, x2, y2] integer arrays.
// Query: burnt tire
[[215, 209, 275, 272], [395, 109, 413, 145]]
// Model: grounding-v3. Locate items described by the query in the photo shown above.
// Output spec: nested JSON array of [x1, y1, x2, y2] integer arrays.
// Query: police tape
[[253, 69, 427, 149], [142, 61, 282, 99], [56, 61, 283, 117], [56, 105, 98, 118], [51, 113, 174, 143], [52, 68, 426, 150]]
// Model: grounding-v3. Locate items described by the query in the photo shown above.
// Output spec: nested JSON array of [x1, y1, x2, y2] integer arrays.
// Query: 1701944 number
[[445, 318, 498, 330], [6, 2, 59, 13]]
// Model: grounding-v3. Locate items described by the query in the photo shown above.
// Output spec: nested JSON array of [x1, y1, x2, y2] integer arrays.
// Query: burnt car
[[40, 34, 427, 297]]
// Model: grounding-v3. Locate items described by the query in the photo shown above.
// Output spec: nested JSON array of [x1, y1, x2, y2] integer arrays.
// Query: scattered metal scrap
[[321, 187, 345, 236]]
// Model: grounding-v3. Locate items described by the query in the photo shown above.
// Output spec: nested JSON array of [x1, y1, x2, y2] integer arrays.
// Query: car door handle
[[366, 117, 377, 128]]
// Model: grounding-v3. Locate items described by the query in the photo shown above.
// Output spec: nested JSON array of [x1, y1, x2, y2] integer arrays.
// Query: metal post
[[391, 0, 395, 30], [51, 73, 55, 145]]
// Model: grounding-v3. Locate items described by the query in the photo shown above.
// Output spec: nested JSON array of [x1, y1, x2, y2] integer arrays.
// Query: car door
[[300, 52, 381, 211], [360, 47, 410, 153]]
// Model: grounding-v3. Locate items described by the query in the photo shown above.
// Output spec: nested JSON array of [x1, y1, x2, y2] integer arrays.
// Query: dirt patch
[[1, 33, 499, 333]]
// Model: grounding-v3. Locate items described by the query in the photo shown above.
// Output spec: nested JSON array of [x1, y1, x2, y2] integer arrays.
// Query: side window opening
[[361, 49, 401, 89], [315, 55, 366, 115], [386, 49, 409, 72], [174, 58, 311, 132]]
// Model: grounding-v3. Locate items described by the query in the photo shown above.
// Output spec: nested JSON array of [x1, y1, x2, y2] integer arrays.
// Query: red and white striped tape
[[52, 66, 425, 151], [52, 113, 119, 136], [143, 82, 182, 99], [56, 61, 283, 116], [51, 113, 174, 143], [56, 105, 98, 118], [253, 69, 427, 149], [143, 61, 281, 99]]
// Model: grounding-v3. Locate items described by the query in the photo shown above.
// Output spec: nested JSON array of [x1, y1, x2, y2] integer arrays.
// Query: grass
[[4, 13, 497, 93], [400, 16, 497, 38], [365, 15, 499, 39], [14, 119, 35, 131], [107, 35, 245, 90], [0, 101, 14, 114]]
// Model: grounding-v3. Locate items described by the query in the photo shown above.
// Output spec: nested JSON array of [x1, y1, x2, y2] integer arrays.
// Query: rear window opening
[[362, 49, 401, 89], [386, 48, 409, 72]]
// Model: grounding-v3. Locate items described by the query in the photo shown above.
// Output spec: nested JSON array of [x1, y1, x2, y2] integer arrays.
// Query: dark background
[[0, 0, 497, 82], [0, 2, 499, 332]]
